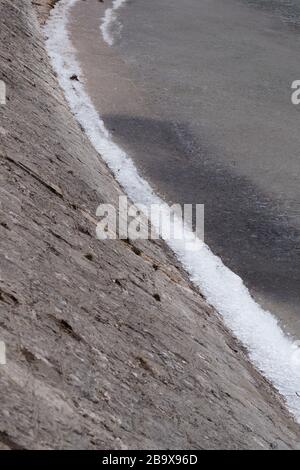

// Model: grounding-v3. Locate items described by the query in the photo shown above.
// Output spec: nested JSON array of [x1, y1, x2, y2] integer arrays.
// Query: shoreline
[[0, 0, 299, 449], [48, 0, 300, 421]]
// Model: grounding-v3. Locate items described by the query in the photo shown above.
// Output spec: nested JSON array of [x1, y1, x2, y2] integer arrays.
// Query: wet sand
[[68, 0, 300, 336]]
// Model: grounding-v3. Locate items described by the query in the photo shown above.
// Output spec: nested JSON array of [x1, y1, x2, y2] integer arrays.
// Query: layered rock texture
[[0, 0, 299, 449]]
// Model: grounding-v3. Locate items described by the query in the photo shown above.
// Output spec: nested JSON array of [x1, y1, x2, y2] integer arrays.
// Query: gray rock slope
[[0, 0, 299, 449]]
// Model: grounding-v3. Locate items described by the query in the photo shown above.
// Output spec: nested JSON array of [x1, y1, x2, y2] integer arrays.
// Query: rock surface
[[0, 0, 299, 449], [32, 0, 57, 24]]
